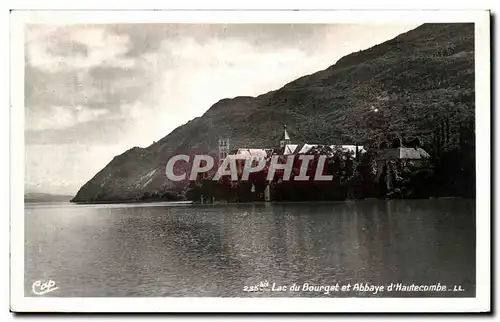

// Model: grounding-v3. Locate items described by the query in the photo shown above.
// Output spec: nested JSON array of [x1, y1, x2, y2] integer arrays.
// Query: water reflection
[[25, 199, 475, 297]]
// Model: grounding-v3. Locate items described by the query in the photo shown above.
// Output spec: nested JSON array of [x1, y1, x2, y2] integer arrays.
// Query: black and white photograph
[[9, 9, 491, 313]]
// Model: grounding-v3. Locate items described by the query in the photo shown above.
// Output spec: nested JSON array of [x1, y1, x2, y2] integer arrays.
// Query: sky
[[24, 23, 422, 195]]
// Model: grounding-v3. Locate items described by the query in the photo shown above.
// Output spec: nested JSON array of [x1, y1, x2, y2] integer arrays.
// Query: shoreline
[[70, 199, 191, 205], [68, 196, 471, 206]]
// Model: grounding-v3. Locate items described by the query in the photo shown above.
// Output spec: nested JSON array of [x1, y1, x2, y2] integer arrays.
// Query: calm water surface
[[25, 199, 475, 297]]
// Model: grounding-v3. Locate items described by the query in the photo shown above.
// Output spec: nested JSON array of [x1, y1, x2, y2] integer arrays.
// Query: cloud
[[111, 36, 326, 147], [24, 25, 152, 140], [25, 143, 131, 194], [26, 25, 136, 73], [26, 105, 110, 131], [25, 117, 127, 145]]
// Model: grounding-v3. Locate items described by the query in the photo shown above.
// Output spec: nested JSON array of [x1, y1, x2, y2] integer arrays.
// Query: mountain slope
[[25, 193, 74, 203], [72, 23, 475, 203]]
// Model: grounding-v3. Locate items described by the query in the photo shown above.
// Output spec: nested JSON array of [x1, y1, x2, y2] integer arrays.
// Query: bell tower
[[218, 138, 230, 165]]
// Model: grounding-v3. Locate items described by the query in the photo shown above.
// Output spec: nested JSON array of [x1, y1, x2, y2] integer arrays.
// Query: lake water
[[24, 199, 475, 297]]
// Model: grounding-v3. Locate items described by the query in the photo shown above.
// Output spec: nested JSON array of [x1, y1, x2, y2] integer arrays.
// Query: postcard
[[9, 9, 491, 313]]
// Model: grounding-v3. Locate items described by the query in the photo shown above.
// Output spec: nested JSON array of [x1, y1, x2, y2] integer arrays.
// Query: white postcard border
[[10, 9, 491, 313]]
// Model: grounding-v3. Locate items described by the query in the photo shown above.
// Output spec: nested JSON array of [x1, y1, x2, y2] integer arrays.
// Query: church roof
[[227, 148, 268, 160], [283, 144, 298, 155], [298, 144, 318, 154], [297, 144, 367, 155], [330, 145, 367, 154]]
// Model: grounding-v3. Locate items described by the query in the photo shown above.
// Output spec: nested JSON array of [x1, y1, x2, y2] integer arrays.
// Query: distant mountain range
[[72, 23, 475, 203], [25, 192, 74, 203]]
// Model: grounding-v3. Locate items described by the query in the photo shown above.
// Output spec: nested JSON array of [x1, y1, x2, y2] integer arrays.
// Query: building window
[[219, 139, 229, 148]]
